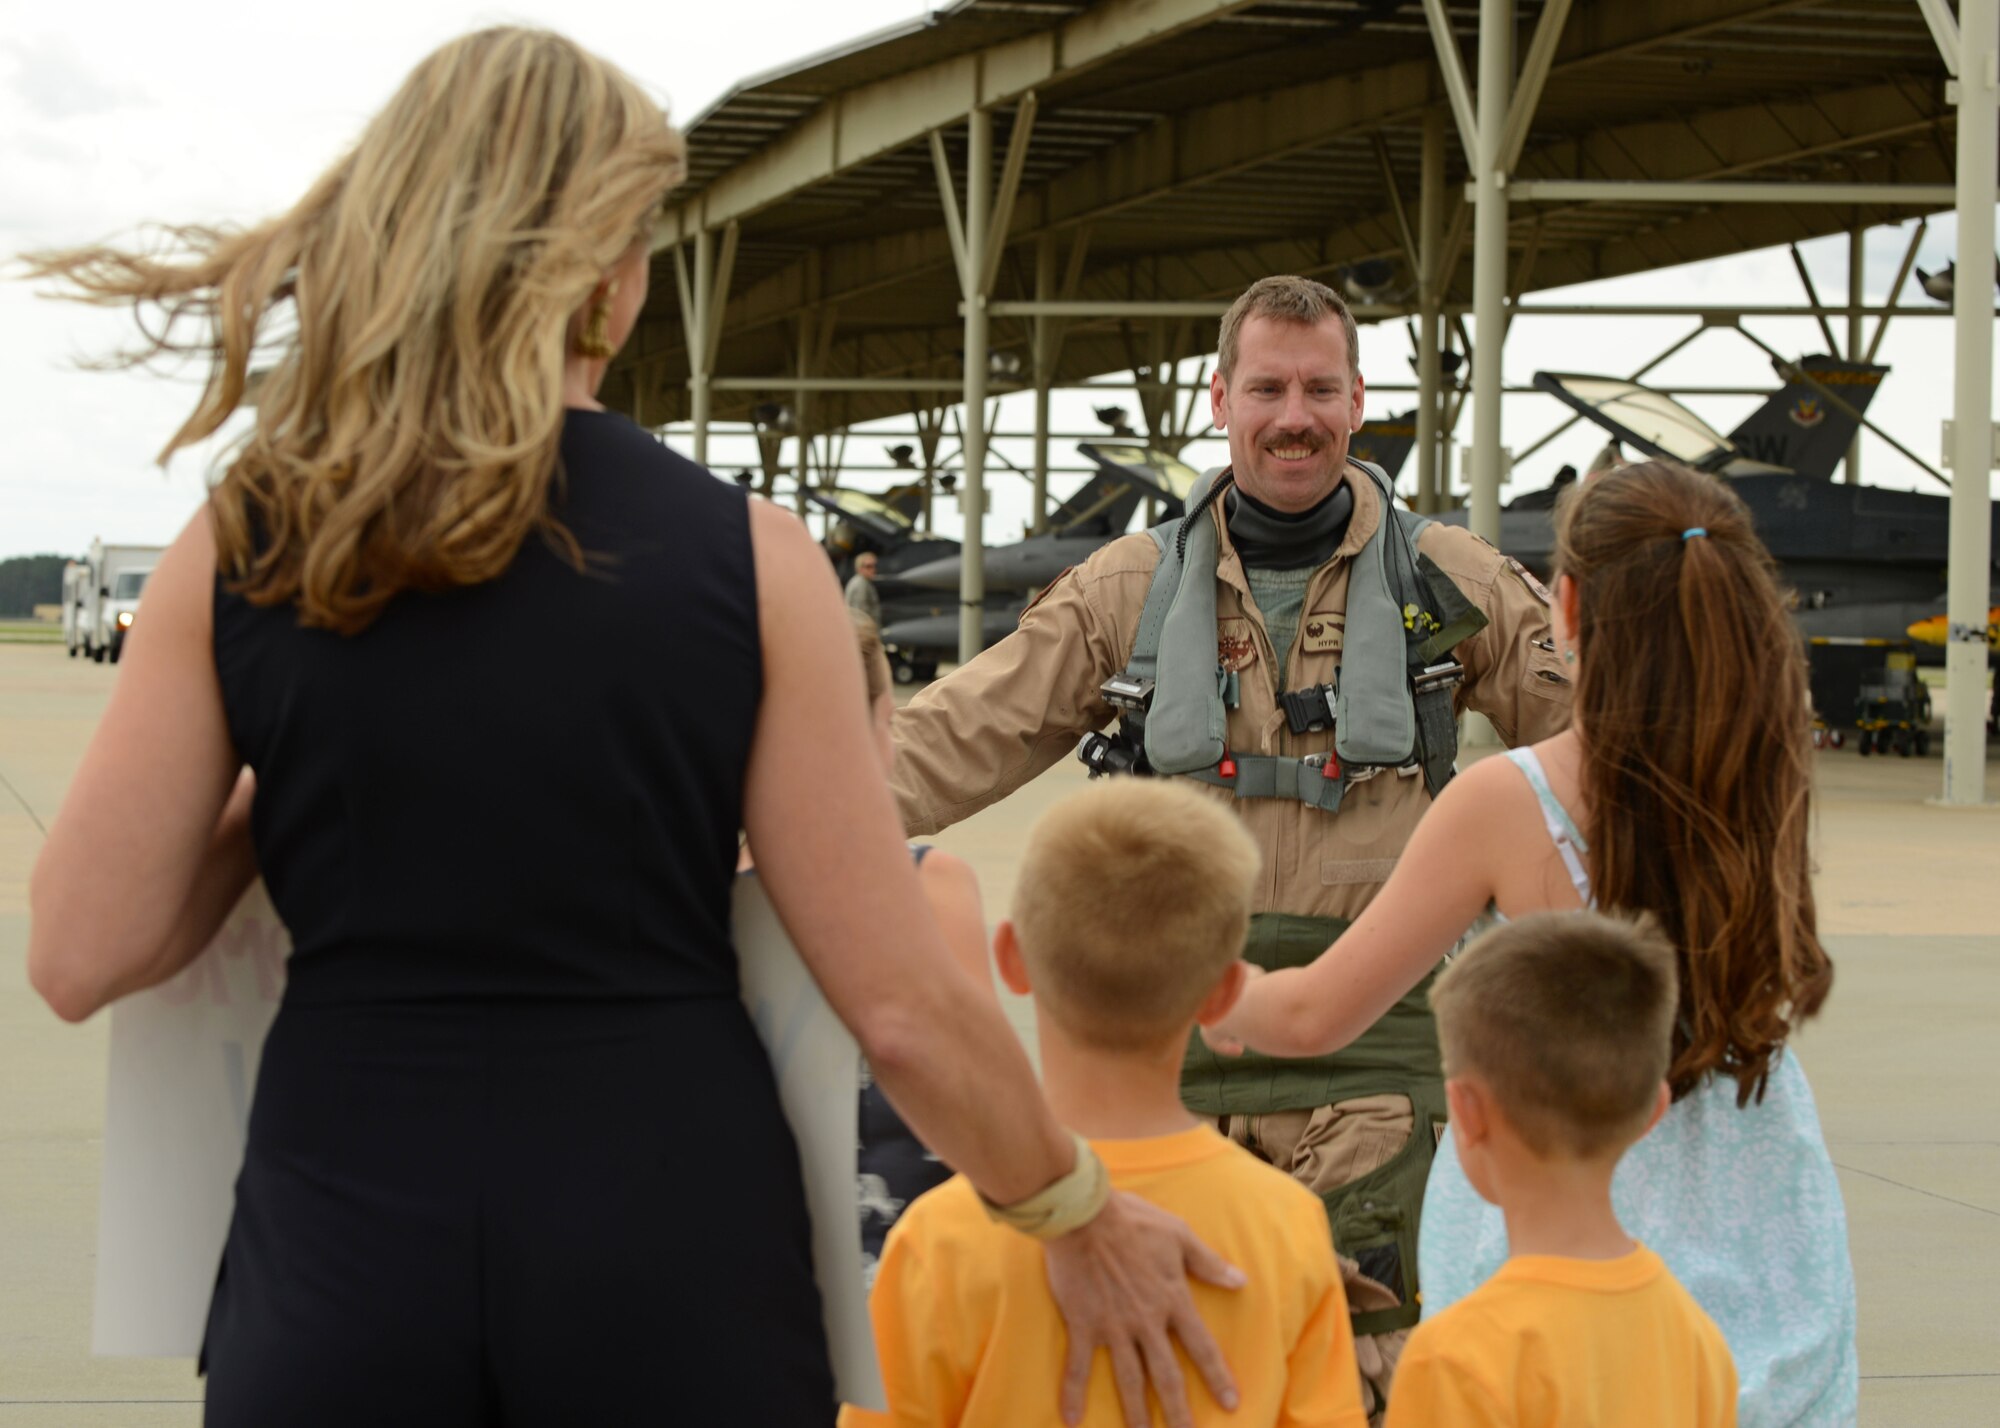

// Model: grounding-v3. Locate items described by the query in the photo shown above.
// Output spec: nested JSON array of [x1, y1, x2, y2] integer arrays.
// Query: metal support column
[[1469, 0, 1512, 544], [960, 108, 994, 665], [1846, 225, 1865, 483], [1943, 0, 1997, 806], [1417, 108, 1446, 515], [1032, 233, 1056, 535], [690, 231, 713, 466], [672, 222, 736, 470], [794, 312, 814, 517]]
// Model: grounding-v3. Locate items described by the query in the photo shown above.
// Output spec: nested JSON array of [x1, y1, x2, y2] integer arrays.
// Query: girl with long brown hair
[[1205, 461, 1854, 1425], [25, 28, 1244, 1427]]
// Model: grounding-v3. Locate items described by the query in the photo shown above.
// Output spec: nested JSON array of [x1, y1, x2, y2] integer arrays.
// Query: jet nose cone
[[897, 555, 963, 592]]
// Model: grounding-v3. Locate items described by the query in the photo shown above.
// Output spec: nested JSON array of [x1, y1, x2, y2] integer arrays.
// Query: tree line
[[0, 554, 75, 617]]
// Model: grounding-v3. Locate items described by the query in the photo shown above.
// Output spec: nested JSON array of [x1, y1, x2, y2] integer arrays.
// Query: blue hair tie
[[1682, 527, 1707, 541]]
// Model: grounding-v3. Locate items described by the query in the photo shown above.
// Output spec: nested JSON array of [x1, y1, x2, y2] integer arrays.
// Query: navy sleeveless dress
[[201, 410, 835, 1425]]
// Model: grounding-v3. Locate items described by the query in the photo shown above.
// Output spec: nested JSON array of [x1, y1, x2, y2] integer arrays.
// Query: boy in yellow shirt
[[1386, 913, 1737, 1427], [841, 781, 1369, 1428]]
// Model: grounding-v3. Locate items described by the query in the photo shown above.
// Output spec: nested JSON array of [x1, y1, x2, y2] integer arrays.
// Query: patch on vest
[[1505, 556, 1552, 604], [1301, 613, 1344, 654], [1217, 618, 1258, 672]]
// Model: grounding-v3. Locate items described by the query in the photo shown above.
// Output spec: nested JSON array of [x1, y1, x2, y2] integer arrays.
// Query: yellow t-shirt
[[1386, 1245, 1737, 1428], [839, 1124, 1369, 1428]]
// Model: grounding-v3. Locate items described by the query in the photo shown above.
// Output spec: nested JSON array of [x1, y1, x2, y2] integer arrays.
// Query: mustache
[[1260, 431, 1328, 451]]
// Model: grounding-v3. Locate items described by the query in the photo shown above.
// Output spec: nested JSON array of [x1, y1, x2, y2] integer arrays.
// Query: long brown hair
[[1556, 460, 1831, 1104], [18, 28, 685, 633]]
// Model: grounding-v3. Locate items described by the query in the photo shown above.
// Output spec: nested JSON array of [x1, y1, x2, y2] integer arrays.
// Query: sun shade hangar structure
[[605, 0, 1993, 804]]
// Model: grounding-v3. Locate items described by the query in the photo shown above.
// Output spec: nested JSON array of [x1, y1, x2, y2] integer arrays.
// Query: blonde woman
[[25, 30, 1241, 1428]]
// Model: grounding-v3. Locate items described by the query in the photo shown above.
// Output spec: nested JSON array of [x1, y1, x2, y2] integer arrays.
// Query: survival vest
[[1083, 459, 1488, 811]]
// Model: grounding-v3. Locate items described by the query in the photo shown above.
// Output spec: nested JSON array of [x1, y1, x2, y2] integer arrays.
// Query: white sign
[[93, 878, 882, 1410], [93, 881, 286, 1356], [733, 873, 884, 1411]]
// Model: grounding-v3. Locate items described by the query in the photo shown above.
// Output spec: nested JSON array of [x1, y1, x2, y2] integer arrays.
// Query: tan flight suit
[[891, 465, 1571, 1420]]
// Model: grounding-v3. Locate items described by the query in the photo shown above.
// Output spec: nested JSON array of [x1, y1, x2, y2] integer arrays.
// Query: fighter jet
[[877, 443, 1205, 678], [1350, 410, 1417, 485], [1529, 355, 1890, 481], [1436, 356, 2000, 701], [895, 443, 1201, 596], [808, 483, 957, 593]]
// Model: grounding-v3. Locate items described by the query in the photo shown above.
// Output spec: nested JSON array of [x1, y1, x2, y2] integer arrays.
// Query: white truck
[[78, 540, 166, 664], [61, 561, 90, 658]]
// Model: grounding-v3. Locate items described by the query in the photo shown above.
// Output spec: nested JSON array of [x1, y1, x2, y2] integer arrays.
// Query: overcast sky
[[1, 0, 1990, 559]]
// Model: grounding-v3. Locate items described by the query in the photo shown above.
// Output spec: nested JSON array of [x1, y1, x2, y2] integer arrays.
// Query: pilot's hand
[[1199, 1024, 1246, 1058], [1198, 961, 1264, 1057]]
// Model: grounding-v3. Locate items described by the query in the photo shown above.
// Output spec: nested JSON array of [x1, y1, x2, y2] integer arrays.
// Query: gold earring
[[575, 280, 618, 359]]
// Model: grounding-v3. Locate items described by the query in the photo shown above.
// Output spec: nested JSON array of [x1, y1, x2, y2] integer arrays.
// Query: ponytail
[[1556, 461, 1830, 1103]]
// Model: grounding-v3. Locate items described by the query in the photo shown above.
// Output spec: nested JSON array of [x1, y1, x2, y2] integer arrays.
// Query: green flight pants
[[1181, 912, 1448, 1337]]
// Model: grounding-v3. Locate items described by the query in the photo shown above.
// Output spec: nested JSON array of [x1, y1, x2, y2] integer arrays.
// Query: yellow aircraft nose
[[1906, 608, 2000, 648]]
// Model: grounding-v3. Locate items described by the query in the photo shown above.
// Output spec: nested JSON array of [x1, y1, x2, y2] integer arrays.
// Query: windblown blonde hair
[[20, 28, 686, 632]]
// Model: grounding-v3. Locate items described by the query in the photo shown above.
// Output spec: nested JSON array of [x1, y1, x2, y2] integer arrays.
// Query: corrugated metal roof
[[609, 0, 1956, 432]]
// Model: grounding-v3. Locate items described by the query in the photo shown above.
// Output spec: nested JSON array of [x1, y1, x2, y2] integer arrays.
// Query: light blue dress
[[1417, 748, 1859, 1428]]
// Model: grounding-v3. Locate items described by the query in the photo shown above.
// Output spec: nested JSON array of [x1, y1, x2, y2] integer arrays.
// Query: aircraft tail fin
[[1727, 356, 1889, 479], [1350, 410, 1418, 483], [1046, 470, 1147, 536]]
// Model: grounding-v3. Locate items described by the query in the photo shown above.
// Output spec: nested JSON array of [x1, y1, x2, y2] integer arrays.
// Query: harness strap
[[1125, 526, 1178, 686], [1185, 755, 1345, 814], [1103, 462, 1480, 810], [1412, 674, 1461, 797]]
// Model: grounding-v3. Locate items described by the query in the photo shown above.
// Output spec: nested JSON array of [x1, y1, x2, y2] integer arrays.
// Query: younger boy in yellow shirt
[[841, 781, 1369, 1428], [1386, 912, 1737, 1428]]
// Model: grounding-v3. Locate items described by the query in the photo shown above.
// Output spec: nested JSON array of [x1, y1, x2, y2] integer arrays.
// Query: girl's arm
[[1205, 754, 1517, 1059], [29, 511, 256, 1021], [917, 848, 996, 1001]]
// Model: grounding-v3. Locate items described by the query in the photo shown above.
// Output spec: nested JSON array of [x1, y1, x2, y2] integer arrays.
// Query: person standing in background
[[846, 551, 883, 624]]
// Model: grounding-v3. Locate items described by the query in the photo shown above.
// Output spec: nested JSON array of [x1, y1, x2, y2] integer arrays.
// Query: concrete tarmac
[[2, 642, 1996, 1424]]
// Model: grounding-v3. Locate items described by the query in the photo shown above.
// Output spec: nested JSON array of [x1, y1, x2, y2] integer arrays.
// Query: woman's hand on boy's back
[[1044, 1190, 1247, 1428]]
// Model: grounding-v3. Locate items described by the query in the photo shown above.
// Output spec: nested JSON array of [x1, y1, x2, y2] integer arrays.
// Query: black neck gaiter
[[1224, 479, 1354, 571]]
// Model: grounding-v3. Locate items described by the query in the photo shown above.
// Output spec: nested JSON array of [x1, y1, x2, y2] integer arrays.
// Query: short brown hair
[[852, 611, 891, 706], [1217, 275, 1360, 382], [1431, 912, 1678, 1159], [1013, 782, 1258, 1051]]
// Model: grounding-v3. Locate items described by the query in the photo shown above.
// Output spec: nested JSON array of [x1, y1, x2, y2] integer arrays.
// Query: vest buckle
[[1411, 659, 1465, 699], [1280, 681, 1340, 735], [1077, 730, 1149, 778], [1100, 673, 1156, 713]]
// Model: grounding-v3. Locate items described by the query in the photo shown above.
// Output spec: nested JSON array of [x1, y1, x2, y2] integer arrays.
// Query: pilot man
[[844, 550, 882, 625], [890, 275, 1572, 1419]]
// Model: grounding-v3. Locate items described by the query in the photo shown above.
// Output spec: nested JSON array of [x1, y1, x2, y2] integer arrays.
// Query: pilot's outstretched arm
[[890, 534, 1161, 836], [1415, 525, 1574, 746]]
